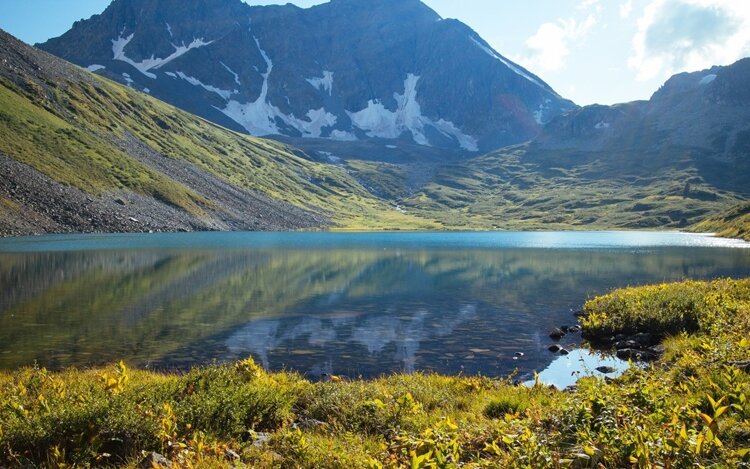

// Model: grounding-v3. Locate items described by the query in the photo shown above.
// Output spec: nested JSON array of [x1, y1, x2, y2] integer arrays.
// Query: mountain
[[0, 29, 435, 236], [399, 59, 750, 230], [2, 21, 748, 237], [39, 0, 575, 155]]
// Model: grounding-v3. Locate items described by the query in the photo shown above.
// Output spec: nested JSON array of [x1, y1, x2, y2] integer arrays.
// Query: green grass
[[2, 279, 750, 467], [582, 280, 750, 335], [399, 146, 745, 232], [582, 278, 750, 337], [692, 201, 750, 241]]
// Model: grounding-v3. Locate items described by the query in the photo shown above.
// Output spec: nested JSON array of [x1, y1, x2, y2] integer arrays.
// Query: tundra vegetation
[[1, 278, 750, 467]]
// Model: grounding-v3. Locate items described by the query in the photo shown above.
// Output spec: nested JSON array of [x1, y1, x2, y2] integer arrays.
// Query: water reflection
[[0, 232, 749, 378]]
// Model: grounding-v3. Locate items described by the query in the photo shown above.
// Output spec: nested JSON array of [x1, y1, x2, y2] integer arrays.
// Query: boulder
[[224, 449, 241, 462], [614, 340, 640, 350], [549, 328, 566, 340], [616, 348, 657, 361], [138, 452, 172, 469]]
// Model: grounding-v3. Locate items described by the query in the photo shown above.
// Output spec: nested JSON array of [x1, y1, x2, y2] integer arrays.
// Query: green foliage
[[400, 146, 744, 231], [582, 278, 750, 337], [484, 390, 530, 419], [692, 200, 750, 241], [2, 279, 750, 467]]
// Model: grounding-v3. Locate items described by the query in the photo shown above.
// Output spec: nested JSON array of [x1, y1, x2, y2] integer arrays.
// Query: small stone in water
[[549, 328, 565, 340]]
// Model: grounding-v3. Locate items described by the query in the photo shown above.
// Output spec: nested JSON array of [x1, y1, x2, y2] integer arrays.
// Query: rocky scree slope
[[39, 0, 575, 154]]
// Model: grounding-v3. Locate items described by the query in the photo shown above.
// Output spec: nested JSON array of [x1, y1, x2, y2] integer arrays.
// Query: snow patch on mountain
[[217, 36, 279, 134], [306, 71, 334, 95], [347, 74, 478, 151], [217, 36, 337, 138], [291, 109, 338, 138], [86, 64, 105, 72], [221, 62, 241, 86], [699, 74, 717, 85], [595, 121, 610, 129], [470, 37, 543, 89], [533, 107, 544, 125], [111, 32, 213, 79], [330, 130, 357, 141], [165, 23, 173, 38], [121, 72, 133, 87], [175, 71, 235, 100], [432, 119, 479, 152]]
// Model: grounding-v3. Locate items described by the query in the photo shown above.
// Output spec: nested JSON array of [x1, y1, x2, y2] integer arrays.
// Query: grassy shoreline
[[2, 279, 750, 468]]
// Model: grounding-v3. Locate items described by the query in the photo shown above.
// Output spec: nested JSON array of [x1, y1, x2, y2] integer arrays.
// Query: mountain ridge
[[399, 57, 750, 231], [39, 0, 575, 154]]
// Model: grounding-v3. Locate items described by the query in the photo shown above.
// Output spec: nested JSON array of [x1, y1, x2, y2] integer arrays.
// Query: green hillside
[[401, 145, 746, 231], [0, 30, 437, 234], [692, 201, 750, 241]]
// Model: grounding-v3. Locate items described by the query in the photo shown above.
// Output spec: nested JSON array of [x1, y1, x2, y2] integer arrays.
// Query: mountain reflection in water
[[1, 232, 749, 378]]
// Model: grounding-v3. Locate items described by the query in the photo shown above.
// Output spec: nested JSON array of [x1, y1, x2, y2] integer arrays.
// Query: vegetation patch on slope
[[402, 146, 746, 231], [0, 30, 438, 235], [2, 279, 750, 468], [692, 201, 750, 241]]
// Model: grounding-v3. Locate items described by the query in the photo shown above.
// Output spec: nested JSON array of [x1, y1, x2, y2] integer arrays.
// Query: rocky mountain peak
[[40, 0, 576, 154]]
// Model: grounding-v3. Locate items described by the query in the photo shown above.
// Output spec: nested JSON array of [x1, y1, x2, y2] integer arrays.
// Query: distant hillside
[[692, 201, 750, 241], [0, 29, 434, 236], [400, 59, 750, 231]]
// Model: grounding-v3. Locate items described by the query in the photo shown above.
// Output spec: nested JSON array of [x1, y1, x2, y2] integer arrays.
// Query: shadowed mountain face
[[397, 59, 750, 230], [39, 0, 575, 154], [540, 60, 750, 163], [533, 59, 750, 192]]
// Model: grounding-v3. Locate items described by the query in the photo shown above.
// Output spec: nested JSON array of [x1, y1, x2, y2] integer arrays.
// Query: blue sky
[[1, 0, 749, 105]]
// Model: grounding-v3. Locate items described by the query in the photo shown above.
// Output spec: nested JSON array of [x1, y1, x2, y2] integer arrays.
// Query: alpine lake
[[1, 231, 749, 387]]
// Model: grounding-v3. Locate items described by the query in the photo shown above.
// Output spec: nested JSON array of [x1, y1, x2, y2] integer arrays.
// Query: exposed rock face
[[40, 0, 575, 153]]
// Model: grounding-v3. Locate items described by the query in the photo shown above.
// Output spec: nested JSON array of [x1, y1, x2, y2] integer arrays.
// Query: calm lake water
[[1, 231, 749, 381]]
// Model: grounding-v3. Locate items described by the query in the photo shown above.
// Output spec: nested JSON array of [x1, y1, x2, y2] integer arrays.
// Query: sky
[[1, 0, 749, 105]]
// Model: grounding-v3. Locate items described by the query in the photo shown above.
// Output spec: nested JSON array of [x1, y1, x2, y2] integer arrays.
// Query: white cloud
[[578, 0, 600, 10], [629, 0, 750, 81], [515, 14, 598, 72], [619, 0, 634, 18]]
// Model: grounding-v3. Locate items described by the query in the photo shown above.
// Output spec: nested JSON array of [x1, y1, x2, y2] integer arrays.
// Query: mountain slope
[[401, 60, 750, 230], [39, 0, 574, 154], [692, 201, 750, 241], [0, 29, 435, 236]]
